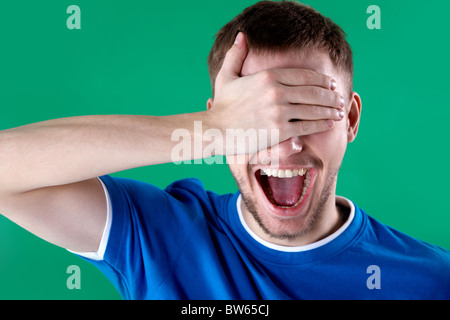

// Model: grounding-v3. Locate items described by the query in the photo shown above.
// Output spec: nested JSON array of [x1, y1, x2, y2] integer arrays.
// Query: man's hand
[[206, 32, 345, 155]]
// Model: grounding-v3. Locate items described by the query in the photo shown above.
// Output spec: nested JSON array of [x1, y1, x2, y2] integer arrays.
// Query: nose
[[275, 136, 303, 158], [263, 136, 303, 166]]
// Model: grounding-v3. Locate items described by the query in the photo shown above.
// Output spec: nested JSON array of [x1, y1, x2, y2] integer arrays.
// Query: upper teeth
[[261, 168, 308, 178]]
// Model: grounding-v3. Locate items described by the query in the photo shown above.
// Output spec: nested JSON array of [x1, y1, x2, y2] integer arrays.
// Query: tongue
[[267, 175, 304, 207]]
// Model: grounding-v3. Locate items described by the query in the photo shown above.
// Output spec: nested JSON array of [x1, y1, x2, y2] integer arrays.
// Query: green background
[[0, 0, 448, 299]]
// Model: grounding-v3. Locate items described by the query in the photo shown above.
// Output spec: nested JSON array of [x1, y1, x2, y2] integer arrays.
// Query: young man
[[0, 1, 448, 299]]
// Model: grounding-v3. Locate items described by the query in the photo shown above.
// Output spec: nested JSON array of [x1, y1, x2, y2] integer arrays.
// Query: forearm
[[0, 113, 208, 194]]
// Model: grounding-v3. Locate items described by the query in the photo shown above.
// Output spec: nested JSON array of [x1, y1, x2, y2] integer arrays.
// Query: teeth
[[260, 168, 313, 208], [261, 168, 308, 178], [259, 169, 313, 208], [296, 170, 312, 206]]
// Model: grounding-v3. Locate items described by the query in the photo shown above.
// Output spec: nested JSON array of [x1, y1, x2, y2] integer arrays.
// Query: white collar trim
[[236, 194, 355, 253]]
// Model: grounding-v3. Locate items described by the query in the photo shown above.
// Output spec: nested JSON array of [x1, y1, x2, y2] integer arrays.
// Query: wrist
[[200, 110, 226, 157]]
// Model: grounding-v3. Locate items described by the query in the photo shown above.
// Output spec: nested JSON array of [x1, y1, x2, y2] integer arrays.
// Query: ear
[[206, 98, 214, 110], [347, 92, 362, 143]]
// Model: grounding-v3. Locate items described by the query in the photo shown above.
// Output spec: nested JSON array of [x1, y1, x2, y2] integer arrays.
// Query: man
[[0, 1, 448, 299]]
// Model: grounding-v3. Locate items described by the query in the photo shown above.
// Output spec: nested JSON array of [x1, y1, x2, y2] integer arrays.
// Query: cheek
[[227, 157, 251, 182], [228, 161, 260, 195], [307, 126, 348, 165], [226, 154, 251, 167]]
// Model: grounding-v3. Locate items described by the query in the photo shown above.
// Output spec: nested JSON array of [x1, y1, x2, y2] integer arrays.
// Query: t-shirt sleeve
[[72, 175, 211, 299], [67, 177, 113, 261]]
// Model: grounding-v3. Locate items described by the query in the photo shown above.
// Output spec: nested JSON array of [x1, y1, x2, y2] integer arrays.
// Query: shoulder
[[101, 175, 209, 201], [347, 204, 450, 298], [99, 175, 232, 218], [360, 208, 450, 277], [365, 212, 450, 257], [165, 177, 211, 200]]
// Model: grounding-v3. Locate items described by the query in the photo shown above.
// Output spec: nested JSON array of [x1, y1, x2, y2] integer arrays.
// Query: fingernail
[[234, 32, 243, 45], [339, 96, 345, 108], [326, 120, 334, 128], [330, 79, 337, 91], [338, 110, 345, 119]]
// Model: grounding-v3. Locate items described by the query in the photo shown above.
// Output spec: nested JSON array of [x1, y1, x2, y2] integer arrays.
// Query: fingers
[[254, 69, 344, 110], [282, 86, 344, 109], [216, 32, 248, 84], [259, 68, 336, 90], [282, 104, 345, 122], [286, 119, 335, 137]]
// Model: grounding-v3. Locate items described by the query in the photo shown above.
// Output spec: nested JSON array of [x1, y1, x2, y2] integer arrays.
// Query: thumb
[[217, 32, 248, 83]]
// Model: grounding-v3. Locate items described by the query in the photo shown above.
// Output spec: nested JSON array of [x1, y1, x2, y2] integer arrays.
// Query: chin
[[232, 163, 339, 242]]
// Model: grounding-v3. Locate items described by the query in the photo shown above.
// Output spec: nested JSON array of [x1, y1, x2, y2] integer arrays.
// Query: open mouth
[[256, 168, 313, 209]]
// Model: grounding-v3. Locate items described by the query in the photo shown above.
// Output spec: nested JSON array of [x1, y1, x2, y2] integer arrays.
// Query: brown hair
[[207, 0, 353, 95]]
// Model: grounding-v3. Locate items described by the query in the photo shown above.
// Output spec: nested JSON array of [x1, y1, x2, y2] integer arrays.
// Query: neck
[[241, 193, 347, 247]]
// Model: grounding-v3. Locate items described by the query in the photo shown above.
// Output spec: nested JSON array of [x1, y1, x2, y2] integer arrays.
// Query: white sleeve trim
[[67, 177, 112, 261]]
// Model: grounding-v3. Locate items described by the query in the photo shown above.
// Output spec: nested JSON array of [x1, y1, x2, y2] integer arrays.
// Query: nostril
[[289, 137, 303, 154]]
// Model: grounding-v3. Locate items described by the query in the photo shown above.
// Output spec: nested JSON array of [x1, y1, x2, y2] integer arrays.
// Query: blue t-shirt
[[79, 175, 450, 299]]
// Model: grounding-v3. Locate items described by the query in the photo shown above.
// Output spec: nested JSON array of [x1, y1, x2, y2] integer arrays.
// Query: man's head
[[207, 0, 354, 98], [207, 1, 361, 246]]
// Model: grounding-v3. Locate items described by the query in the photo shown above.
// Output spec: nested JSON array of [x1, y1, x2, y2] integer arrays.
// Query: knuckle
[[334, 91, 342, 106], [313, 106, 334, 119], [259, 70, 276, 84], [300, 120, 310, 132], [332, 107, 341, 118], [312, 86, 325, 100], [270, 104, 284, 122], [311, 106, 322, 117], [301, 70, 313, 83], [266, 86, 283, 102]]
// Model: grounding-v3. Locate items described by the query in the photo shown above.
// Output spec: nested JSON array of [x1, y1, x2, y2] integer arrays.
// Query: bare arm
[[0, 114, 207, 194], [0, 113, 208, 252]]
